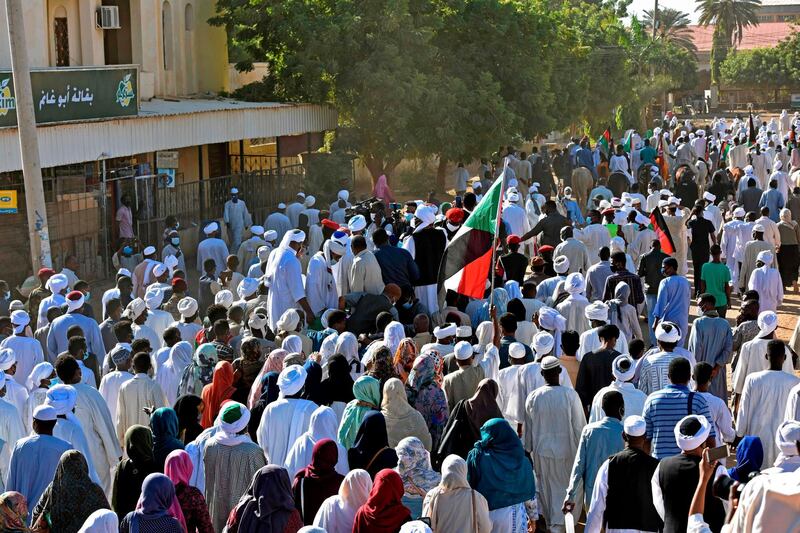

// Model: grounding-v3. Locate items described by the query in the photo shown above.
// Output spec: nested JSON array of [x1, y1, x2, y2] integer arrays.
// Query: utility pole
[[5, 0, 52, 270], [653, 0, 659, 40]]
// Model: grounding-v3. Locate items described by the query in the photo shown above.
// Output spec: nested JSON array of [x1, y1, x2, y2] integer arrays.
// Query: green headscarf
[[337, 375, 381, 449]]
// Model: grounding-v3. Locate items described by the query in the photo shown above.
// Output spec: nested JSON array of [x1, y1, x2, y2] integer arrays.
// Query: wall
[[0, 0, 49, 68]]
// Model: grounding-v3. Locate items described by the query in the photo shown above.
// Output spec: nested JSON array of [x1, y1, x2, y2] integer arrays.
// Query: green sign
[[0, 66, 138, 127]]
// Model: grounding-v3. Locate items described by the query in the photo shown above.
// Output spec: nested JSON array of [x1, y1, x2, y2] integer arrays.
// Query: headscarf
[[226, 465, 296, 533], [406, 356, 448, 442], [163, 450, 193, 533], [150, 407, 185, 470], [464, 379, 503, 429], [177, 343, 218, 396], [248, 349, 288, 407], [347, 411, 393, 472], [383, 322, 406, 356], [381, 378, 430, 448], [131, 473, 180, 533], [302, 360, 324, 405], [394, 437, 441, 496], [249, 371, 281, 441], [26, 362, 54, 393], [293, 439, 345, 524], [0, 491, 29, 533], [157, 341, 194, 405], [320, 354, 356, 406], [125, 424, 155, 466], [201, 361, 236, 428], [34, 450, 109, 533], [366, 345, 397, 386], [393, 339, 418, 381], [372, 175, 395, 203], [77, 509, 118, 533], [780, 208, 793, 224], [466, 418, 536, 511], [284, 406, 348, 480], [112, 425, 156, 520], [352, 469, 411, 533], [172, 395, 203, 444], [314, 469, 372, 533], [334, 332, 361, 374], [337, 375, 381, 449], [728, 436, 764, 482]]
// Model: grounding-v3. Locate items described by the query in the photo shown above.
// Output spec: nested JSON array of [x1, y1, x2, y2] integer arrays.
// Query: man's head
[[383, 284, 402, 306], [499, 313, 518, 336], [67, 336, 87, 358], [55, 354, 82, 385], [213, 319, 230, 341], [226, 255, 239, 272], [770, 179, 778, 190], [117, 276, 133, 296], [598, 246, 611, 263], [206, 304, 228, 325], [106, 298, 123, 321], [113, 320, 134, 344], [697, 293, 717, 313], [767, 339, 787, 370], [598, 324, 620, 347], [132, 352, 151, 374], [351, 235, 367, 254], [372, 228, 389, 248], [203, 259, 217, 276], [601, 390, 625, 421], [667, 356, 691, 386], [413, 314, 429, 334], [610, 251, 627, 272], [561, 330, 579, 357], [163, 326, 181, 348], [661, 257, 678, 276], [130, 338, 152, 355], [692, 361, 714, 392]]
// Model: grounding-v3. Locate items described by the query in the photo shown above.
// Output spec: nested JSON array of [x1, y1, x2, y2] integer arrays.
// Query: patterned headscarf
[[247, 349, 289, 408], [0, 491, 29, 532], [393, 339, 417, 381], [177, 343, 218, 396], [406, 355, 448, 445], [394, 437, 441, 497]]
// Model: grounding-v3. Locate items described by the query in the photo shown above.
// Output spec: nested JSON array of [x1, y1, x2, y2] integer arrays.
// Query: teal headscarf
[[150, 407, 185, 471], [337, 375, 381, 449], [466, 418, 536, 511]]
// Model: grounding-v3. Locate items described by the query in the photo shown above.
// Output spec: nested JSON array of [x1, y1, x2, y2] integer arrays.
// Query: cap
[[506, 234, 521, 246], [675, 414, 711, 451], [538, 245, 554, 253], [250, 225, 265, 236], [758, 310, 778, 336], [142, 246, 157, 256], [204, 222, 219, 235], [454, 341, 473, 361], [655, 321, 681, 343], [456, 326, 472, 338], [348, 215, 367, 232], [33, 404, 57, 421], [434, 323, 457, 340], [612, 354, 636, 382], [540, 356, 560, 371], [623, 415, 647, 437], [585, 301, 609, 322], [532, 331, 555, 357], [509, 342, 527, 360], [553, 255, 570, 274]]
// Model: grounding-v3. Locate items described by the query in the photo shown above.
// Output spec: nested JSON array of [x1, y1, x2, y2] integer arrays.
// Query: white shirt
[[196, 237, 229, 275], [99, 371, 134, 429], [697, 390, 735, 444], [588, 381, 646, 423], [748, 266, 784, 313], [0, 335, 44, 386], [755, 216, 781, 247], [502, 203, 531, 239], [732, 338, 794, 394], [577, 328, 628, 361], [265, 248, 306, 332], [115, 373, 167, 443], [306, 252, 338, 316], [256, 397, 318, 466], [511, 361, 573, 425]]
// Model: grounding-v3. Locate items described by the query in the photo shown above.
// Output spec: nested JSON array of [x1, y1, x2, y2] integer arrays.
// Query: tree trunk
[[363, 155, 400, 189], [436, 157, 448, 193]]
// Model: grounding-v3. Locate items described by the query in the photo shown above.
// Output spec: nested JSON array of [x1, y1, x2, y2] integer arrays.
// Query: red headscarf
[[292, 439, 344, 524], [200, 361, 236, 428], [352, 469, 411, 533]]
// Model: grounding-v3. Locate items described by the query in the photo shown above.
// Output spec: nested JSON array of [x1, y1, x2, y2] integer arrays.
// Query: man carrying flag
[[597, 128, 612, 158], [404, 203, 448, 315]]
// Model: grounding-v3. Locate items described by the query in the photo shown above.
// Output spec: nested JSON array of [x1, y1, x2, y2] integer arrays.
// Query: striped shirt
[[636, 350, 695, 396], [643, 384, 716, 459]]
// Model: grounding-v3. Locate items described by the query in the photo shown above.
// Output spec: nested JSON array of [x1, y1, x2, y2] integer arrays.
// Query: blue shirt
[[652, 275, 691, 347], [374, 244, 420, 288], [564, 199, 585, 225], [759, 189, 785, 222], [47, 311, 107, 361], [643, 384, 715, 459], [535, 275, 567, 305], [566, 417, 625, 506], [7, 434, 72, 519]]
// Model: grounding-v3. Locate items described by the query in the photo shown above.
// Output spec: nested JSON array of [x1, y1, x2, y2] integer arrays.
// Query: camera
[[344, 197, 380, 220]]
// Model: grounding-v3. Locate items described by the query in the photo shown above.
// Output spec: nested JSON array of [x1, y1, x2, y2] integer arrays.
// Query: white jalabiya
[[265, 235, 306, 332], [698, 390, 736, 445], [732, 337, 794, 394], [74, 382, 122, 494], [629, 228, 656, 268], [556, 295, 590, 333], [196, 236, 229, 275], [284, 406, 349, 479], [3, 381, 26, 416], [0, 335, 44, 386], [313, 469, 373, 533], [306, 250, 338, 316], [144, 309, 173, 345], [577, 327, 628, 361], [156, 341, 194, 406], [737, 370, 800, 468], [0, 398, 25, 486], [579, 224, 611, 264], [256, 396, 317, 466], [332, 246, 354, 298], [588, 381, 647, 424], [115, 373, 167, 443], [502, 203, 531, 250], [98, 371, 133, 426], [509, 361, 573, 425], [663, 214, 689, 275], [53, 416, 101, 484], [23, 387, 48, 434], [171, 321, 203, 346], [133, 323, 162, 350], [748, 266, 784, 313]]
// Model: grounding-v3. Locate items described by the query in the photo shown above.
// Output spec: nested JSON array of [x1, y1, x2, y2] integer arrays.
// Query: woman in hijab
[[777, 207, 800, 289], [394, 437, 441, 519], [301, 361, 324, 405], [366, 345, 398, 387], [347, 412, 398, 479], [728, 435, 764, 482], [78, 509, 119, 533], [422, 455, 491, 533], [393, 339, 417, 383], [150, 407, 185, 470], [24, 361, 54, 433], [466, 418, 536, 532], [173, 395, 204, 445], [0, 491, 29, 533], [352, 469, 410, 533], [372, 174, 395, 203], [178, 344, 219, 397], [605, 282, 642, 342], [201, 361, 237, 428], [383, 322, 406, 357], [32, 450, 110, 533], [248, 371, 280, 442], [224, 465, 303, 533], [232, 336, 265, 392], [112, 425, 156, 520], [158, 341, 194, 406], [312, 469, 372, 533], [292, 439, 345, 525], [318, 354, 354, 421], [164, 450, 213, 533], [120, 473, 183, 533], [381, 378, 432, 450], [337, 375, 381, 449], [405, 356, 448, 450], [247, 349, 288, 408], [333, 333, 361, 378], [285, 406, 349, 480]]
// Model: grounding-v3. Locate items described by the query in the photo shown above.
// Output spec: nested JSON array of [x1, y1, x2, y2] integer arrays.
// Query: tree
[[696, 0, 761, 86], [721, 33, 800, 100], [642, 7, 697, 53]]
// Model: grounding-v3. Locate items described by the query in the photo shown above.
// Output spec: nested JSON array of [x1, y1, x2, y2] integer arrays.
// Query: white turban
[[250, 225, 265, 236], [675, 414, 711, 452], [757, 250, 774, 266], [304, 195, 316, 208], [399, 522, 433, 533], [320, 333, 339, 361], [27, 362, 54, 392], [231, 187, 239, 194], [125, 298, 147, 320], [553, 255, 570, 274], [775, 160, 784, 171], [538, 307, 566, 332], [204, 221, 220, 235], [703, 192, 716, 203], [532, 331, 554, 357], [66, 291, 85, 312], [434, 323, 457, 340], [456, 326, 472, 338], [328, 239, 346, 256], [414, 206, 436, 230], [758, 310, 779, 336], [144, 288, 164, 310], [655, 321, 681, 343], [10, 310, 30, 334], [117, 268, 132, 278], [451, 341, 472, 361], [282, 335, 303, 355], [286, 229, 306, 244], [504, 280, 522, 300], [237, 277, 260, 299], [612, 354, 636, 382], [215, 290, 234, 309], [277, 309, 301, 332], [177, 297, 198, 318], [257, 246, 272, 262], [624, 415, 647, 437], [163, 255, 179, 273], [505, 189, 520, 203], [610, 236, 625, 253], [509, 342, 527, 360], [217, 402, 251, 437], [152, 262, 168, 278], [277, 202, 287, 209], [142, 246, 157, 257], [776, 420, 800, 457], [565, 272, 585, 295], [744, 165, 755, 176], [249, 312, 268, 335], [635, 212, 650, 226], [585, 301, 609, 322], [264, 230, 278, 242], [278, 365, 307, 396], [45, 384, 78, 416], [348, 215, 367, 232], [338, 190, 350, 201]]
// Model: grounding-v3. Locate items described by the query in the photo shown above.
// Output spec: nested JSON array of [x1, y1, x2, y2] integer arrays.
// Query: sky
[[627, 0, 700, 23]]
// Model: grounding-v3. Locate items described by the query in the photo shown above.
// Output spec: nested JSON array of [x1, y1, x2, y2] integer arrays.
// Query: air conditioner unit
[[96, 6, 121, 29]]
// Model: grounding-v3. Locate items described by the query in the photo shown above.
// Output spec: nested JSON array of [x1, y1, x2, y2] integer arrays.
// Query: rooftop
[[688, 22, 796, 52]]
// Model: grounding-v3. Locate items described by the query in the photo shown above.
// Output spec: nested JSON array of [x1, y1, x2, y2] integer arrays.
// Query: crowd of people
[[0, 112, 799, 532]]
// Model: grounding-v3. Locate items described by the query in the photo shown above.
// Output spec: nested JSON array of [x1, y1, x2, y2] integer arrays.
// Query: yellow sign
[[0, 190, 18, 214]]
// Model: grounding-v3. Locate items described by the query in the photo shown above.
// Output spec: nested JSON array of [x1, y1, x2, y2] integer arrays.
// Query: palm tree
[[642, 7, 697, 53], [696, 0, 762, 85]]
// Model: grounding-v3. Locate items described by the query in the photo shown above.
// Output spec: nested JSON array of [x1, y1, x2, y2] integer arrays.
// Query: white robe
[[265, 248, 306, 332], [238, 237, 268, 274], [256, 397, 318, 466], [265, 212, 293, 244], [579, 225, 612, 264], [588, 381, 647, 423], [144, 309, 173, 346], [172, 321, 203, 346], [53, 417, 101, 484], [0, 398, 25, 486], [4, 381, 27, 416], [748, 266, 784, 313], [99, 372, 134, 427], [74, 382, 121, 494], [114, 373, 164, 443], [577, 328, 628, 361], [703, 204, 723, 234], [502, 202, 531, 244], [196, 237, 229, 275], [223, 199, 251, 252], [737, 370, 800, 468], [556, 296, 590, 333], [306, 252, 338, 317], [510, 361, 573, 425], [286, 202, 304, 228], [732, 338, 794, 394], [629, 228, 656, 268], [37, 293, 66, 328], [23, 388, 47, 435], [332, 247, 354, 298], [284, 408, 349, 480], [0, 336, 44, 387]]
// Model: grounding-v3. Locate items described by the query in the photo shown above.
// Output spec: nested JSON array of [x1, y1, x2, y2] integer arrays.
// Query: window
[[162, 1, 173, 70], [54, 17, 69, 66], [185, 3, 193, 31]]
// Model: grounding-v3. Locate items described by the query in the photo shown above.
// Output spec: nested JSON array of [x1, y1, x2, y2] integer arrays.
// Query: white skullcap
[[338, 190, 349, 201], [142, 246, 157, 256], [776, 420, 800, 456], [611, 197, 622, 208], [304, 195, 316, 207], [152, 263, 167, 278], [45, 384, 78, 415], [509, 342, 527, 360], [623, 415, 647, 437], [454, 341, 474, 361], [163, 255, 179, 272], [733, 207, 746, 218], [144, 287, 164, 310], [635, 212, 650, 226], [264, 230, 278, 242], [231, 187, 239, 194], [758, 310, 779, 336], [612, 354, 636, 382], [752, 224, 766, 233], [277, 309, 301, 332], [287, 229, 306, 243], [703, 192, 716, 202], [218, 402, 251, 437], [456, 326, 472, 338], [126, 298, 147, 320], [675, 414, 711, 451], [33, 404, 57, 421], [204, 222, 219, 235], [565, 272, 585, 294], [434, 323, 457, 340], [10, 310, 29, 334], [399, 521, 433, 533], [237, 277, 260, 299], [756, 250, 774, 265], [278, 365, 307, 396], [553, 255, 570, 274], [46, 273, 69, 293], [658, 199, 669, 208], [610, 236, 625, 253], [257, 246, 271, 262], [540, 355, 560, 371], [473, 181, 482, 189], [507, 178, 518, 188], [278, 202, 287, 209], [655, 321, 681, 343], [66, 291, 85, 312], [532, 331, 555, 357], [215, 290, 234, 309], [177, 297, 198, 318], [117, 268, 132, 278], [348, 215, 367, 232], [585, 301, 609, 322], [250, 225, 265, 236], [297, 192, 306, 199], [744, 165, 754, 175], [659, 189, 671, 196]]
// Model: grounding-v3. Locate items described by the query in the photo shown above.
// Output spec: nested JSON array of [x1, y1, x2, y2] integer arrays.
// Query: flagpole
[[489, 161, 508, 310]]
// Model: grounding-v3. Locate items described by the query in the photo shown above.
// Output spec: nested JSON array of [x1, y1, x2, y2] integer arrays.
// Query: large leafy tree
[[642, 7, 697, 53], [696, 0, 761, 85]]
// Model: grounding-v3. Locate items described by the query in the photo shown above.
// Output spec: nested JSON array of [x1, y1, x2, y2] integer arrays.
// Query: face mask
[[171, 237, 180, 246], [84, 292, 91, 302], [122, 246, 133, 257], [660, 268, 667, 276], [404, 213, 413, 222], [402, 301, 413, 309], [370, 213, 377, 221], [329, 258, 338, 267], [50, 377, 62, 386], [446, 222, 460, 232], [232, 197, 239, 203]]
